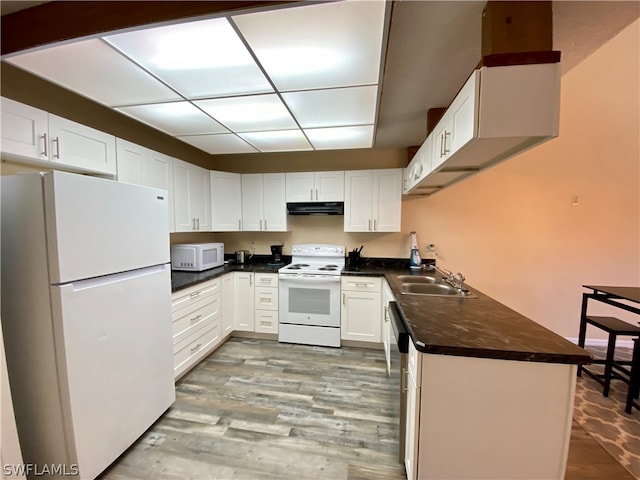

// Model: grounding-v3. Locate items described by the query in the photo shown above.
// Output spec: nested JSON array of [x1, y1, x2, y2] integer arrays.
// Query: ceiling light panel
[[5, 39, 181, 107], [195, 94, 298, 132], [177, 133, 258, 154], [305, 125, 374, 150], [232, 0, 387, 91], [104, 17, 273, 99], [282, 85, 378, 128], [238, 130, 312, 152], [116, 101, 228, 136]]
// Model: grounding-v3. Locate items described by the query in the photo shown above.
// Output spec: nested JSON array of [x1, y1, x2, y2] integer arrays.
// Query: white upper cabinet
[[173, 158, 211, 232], [241, 173, 287, 232], [405, 63, 560, 195], [344, 169, 402, 232], [116, 139, 175, 232], [210, 170, 242, 231], [1, 97, 116, 176], [403, 136, 432, 194], [48, 114, 116, 176], [286, 171, 344, 202], [1, 97, 49, 161]]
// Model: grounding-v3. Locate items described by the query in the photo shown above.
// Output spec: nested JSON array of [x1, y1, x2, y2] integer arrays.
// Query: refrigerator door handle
[[58, 264, 170, 291]]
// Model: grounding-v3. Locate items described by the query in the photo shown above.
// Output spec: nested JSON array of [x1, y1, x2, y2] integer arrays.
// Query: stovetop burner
[[279, 244, 346, 276]]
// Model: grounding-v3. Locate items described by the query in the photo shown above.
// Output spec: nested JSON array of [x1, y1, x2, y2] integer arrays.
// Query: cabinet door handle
[[249, 274, 252, 286], [53, 136, 60, 159], [41, 133, 48, 157], [315, 189, 319, 200], [443, 131, 451, 155], [310, 188, 314, 201], [368, 219, 372, 231], [196, 218, 200, 230], [264, 219, 267, 230], [238, 219, 242, 230], [260, 219, 263, 230], [402, 368, 409, 393], [440, 133, 445, 158], [373, 219, 377, 231], [192, 218, 196, 230]]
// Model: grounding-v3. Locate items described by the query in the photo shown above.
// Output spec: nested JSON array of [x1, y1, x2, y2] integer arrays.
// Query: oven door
[[279, 274, 341, 327]]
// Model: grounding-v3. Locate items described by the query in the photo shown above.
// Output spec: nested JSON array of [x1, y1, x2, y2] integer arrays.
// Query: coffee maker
[[269, 244, 284, 266]]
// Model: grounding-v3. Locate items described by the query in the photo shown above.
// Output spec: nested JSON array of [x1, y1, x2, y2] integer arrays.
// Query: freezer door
[[49, 264, 175, 479], [45, 171, 170, 284]]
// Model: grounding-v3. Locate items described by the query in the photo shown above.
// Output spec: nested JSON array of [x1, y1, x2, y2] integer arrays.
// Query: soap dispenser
[[409, 231, 422, 270]]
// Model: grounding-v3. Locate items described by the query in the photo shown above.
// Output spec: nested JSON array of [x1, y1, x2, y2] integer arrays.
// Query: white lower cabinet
[[171, 278, 221, 380], [340, 276, 382, 342], [405, 341, 421, 480], [221, 273, 234, 338], [254, 273, 278, 334], [233, 272, 255, 331]]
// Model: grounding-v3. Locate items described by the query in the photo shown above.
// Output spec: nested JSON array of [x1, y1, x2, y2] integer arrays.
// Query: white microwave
[[171, 243, 224, 271]]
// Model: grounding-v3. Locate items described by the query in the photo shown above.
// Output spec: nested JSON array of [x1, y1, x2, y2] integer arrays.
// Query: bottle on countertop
[[409, 231, 422, 270]]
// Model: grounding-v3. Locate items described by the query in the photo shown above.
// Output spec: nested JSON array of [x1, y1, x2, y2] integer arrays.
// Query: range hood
[[287, 202, 344, 216]]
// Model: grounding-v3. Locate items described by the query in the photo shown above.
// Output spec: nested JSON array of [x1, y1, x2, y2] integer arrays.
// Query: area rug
[[572, 346, 640, 479]]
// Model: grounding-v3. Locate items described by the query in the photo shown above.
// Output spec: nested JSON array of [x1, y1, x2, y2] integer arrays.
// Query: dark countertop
[[172, 257, 591, 365], [171, 261, 283, 292]]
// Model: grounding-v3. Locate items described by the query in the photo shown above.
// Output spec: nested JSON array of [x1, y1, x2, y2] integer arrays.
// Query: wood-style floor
[[100, 337, 633, 480]]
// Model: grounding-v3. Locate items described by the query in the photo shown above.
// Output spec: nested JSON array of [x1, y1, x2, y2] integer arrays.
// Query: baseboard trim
[[565, 337, 635, 349]]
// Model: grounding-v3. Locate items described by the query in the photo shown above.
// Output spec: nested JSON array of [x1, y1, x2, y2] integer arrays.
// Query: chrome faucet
[[429, 264, 466, 291]]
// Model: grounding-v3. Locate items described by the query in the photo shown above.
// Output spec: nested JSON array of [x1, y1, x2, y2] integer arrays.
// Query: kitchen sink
[[400, 282, 477, 298], [396, 275, 440, 284]]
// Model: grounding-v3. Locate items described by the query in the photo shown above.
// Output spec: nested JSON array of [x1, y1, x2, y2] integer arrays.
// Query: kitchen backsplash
[[170, 215, 409, 259]]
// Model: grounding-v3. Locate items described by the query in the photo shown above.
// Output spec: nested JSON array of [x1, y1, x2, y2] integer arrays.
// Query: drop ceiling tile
[[232, 0, 387, 91], [177, 133, 258, 154], [238, 130, 312, 152], [104, 17, 273, 99], [305, 125, 374, 150], [116, 101, 228, 136], [5, 39, 181, 107], [195, 94, 298, 132], [282, 86, 378, 128]]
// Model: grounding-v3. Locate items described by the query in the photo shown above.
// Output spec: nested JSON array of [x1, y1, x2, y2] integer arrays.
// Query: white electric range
[[278, 244, 345, 347]]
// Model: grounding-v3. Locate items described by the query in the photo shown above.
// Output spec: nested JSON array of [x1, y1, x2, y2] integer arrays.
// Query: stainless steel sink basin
[[400, 282, 477, 298], [396, 275, 440, 284]]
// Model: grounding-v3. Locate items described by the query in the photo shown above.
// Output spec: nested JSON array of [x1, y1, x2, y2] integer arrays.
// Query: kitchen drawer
[[255, 273, 278, 288], [174, 317, 220, 379], [255, 310, 279, 334], [255, 286, 278, 311], [341, 276, 382, 292], [171, 278, 219, 320], [172, 296, 219, 345]]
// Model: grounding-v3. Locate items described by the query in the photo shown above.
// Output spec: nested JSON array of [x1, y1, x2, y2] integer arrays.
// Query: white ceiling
[[4, 0, 388, 154], [2, 1, 639, 154]]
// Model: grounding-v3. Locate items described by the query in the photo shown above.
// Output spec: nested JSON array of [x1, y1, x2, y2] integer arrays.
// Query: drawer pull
[[190, 343, 202, 353], [190, 291, 201, 298], [260, 320, 271, 326], [190, 314, 201, 324]]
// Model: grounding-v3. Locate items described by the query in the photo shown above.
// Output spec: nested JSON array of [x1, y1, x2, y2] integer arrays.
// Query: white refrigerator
[[1, 171, 175, 479]]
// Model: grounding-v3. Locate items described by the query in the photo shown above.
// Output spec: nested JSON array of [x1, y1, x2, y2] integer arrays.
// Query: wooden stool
[[577, 315, 640, 397], [626, 338, 640, 414]]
